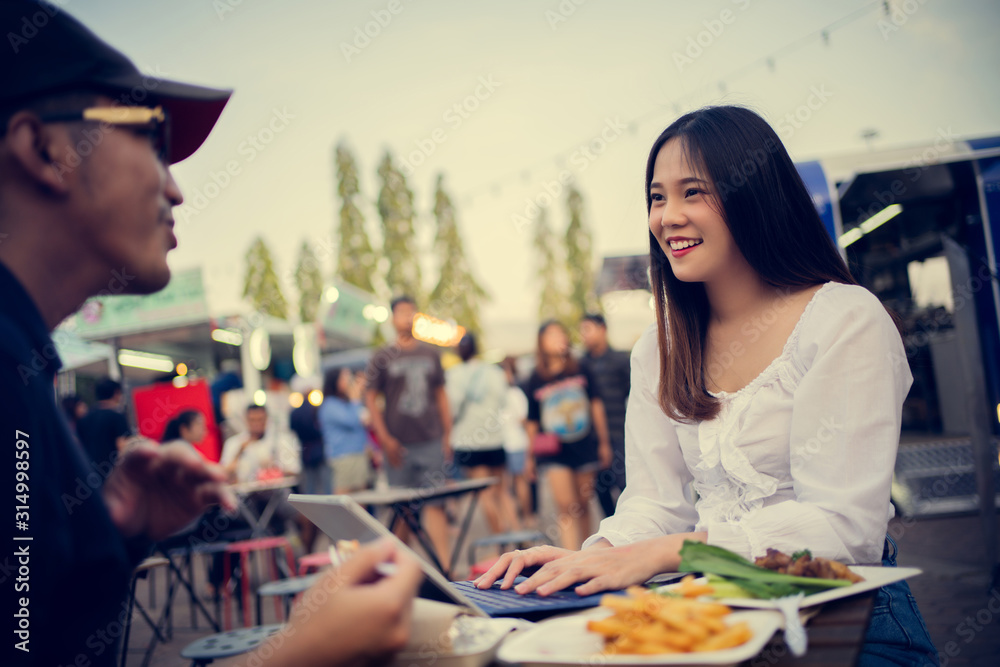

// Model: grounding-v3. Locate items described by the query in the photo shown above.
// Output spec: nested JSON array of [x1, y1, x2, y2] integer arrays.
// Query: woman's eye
[[650, 193, 664, 202], [684, 188, 702, 197]]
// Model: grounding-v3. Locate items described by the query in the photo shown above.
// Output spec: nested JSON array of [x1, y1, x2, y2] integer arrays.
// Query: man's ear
[[2, 112, 74, 194]]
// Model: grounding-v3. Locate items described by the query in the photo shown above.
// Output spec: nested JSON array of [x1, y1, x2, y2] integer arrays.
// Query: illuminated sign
[[412, 313, 465, 347]]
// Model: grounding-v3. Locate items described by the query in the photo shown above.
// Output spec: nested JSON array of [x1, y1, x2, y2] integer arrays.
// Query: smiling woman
[[644, 106, 858, 423], [476, 106, 939, 667]]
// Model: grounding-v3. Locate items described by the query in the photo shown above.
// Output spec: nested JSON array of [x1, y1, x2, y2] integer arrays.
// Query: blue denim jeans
[[858, 535, 939, 666]]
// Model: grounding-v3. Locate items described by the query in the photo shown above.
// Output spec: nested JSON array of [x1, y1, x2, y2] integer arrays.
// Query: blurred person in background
[[76, 376, 131, 472], [524, 321, 612, 550], [500, 355, 536, 528], [60, 392, 88, 437], [211, 357, 244, 439], [160, 408, 207, 449], [579, 313, 631, 517], [289, 376, 328, 552], [221, 403, 300, 483], [221, 403, 300, 540], [320, 366, 372, 494], [366, 295, 453, 567], [447, 333, 519, 534]]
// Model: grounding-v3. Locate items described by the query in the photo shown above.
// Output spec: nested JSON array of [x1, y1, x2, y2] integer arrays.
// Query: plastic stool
[[222, 537, 295, 629], [255, 573, 320, 625], [467, 530, 547, 569], [165, 540, 232, 634], [469, 556, 501, 578], [297, 550, 332, 575], [180, 624, 283, 666]]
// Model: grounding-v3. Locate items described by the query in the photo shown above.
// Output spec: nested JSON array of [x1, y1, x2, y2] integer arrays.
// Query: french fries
[[586, 586, 753, 655], [676, 574, 716, 598]]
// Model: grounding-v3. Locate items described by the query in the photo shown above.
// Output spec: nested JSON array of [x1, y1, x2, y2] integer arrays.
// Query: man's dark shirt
[[289, 403, 324, 467], [76, 406, 129, 472], [367, 342, 445, 445], [581, 346, 631, 448], [0, 262, 146, 666]]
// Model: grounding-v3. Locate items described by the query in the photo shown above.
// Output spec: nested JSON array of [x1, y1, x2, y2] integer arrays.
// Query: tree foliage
[[334, 141, 378, 294], [294, 240, 323, 323], [533, 205, 566, 324], [564, 183, 600, 324], [243, 236, 289, 319], [429, 174, 489, 337], [377, 152, 422, 301]]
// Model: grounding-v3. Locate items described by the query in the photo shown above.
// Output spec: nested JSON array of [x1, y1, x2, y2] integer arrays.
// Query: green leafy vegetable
[[678, 541, 852, 599], [791, 549, 812, 561], [703, 575, 756, 599]]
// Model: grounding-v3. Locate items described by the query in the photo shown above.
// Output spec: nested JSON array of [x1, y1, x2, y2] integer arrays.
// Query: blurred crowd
[[63, 296, 633, 571]]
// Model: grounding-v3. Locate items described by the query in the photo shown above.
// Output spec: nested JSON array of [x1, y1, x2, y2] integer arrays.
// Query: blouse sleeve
[[706, 285, 912, 563], [585, 325, 699, 548]]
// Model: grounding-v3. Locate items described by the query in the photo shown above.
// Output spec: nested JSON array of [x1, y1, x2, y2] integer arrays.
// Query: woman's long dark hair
[[534, 320, 578, 381], [322, 366, 351, 401], [161, 409, 203, 443], [646, 106, 856, 422]]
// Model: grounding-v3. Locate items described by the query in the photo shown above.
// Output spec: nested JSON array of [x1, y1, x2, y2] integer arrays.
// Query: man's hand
[[382, 435, 404, 468], [103, 440, 237, 541], [230, 539, 423, 667]]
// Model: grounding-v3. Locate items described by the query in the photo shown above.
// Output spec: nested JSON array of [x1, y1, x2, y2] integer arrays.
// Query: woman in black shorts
[[448, 333, 519, 534], [525, 321, 612, 550]]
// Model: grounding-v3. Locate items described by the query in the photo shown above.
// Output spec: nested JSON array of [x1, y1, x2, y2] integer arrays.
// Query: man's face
[[246, 408, 268, 439], [580, 320, 606, 352], [392, 301, 416, 337], [66, 97, 183, 295]]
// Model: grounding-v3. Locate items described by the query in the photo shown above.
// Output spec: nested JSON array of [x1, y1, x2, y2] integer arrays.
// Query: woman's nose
[[659, 200, 684, 228]]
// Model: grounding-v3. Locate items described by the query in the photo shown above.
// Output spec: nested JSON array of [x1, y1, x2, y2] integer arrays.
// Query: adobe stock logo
[[340, 0, 415, 63], [672, 0, 752, 72]]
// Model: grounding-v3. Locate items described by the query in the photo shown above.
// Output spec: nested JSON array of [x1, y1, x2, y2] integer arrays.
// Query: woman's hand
[[598, 441, 613, 469], [473, 544, 573, 590], [474, 533, 709, 598], [524, 455, 536, 482], [511, 543, 665, 597]]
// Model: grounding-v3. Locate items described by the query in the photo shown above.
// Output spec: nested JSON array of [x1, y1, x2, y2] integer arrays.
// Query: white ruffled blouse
[[585, 283, 912, 565]]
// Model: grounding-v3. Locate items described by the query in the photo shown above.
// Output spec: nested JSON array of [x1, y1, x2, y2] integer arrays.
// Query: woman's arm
[[523, 419, 539, 481], [586, 326, 698, 548], [590, 396, 612, 468], [477, 327, 700, 595]]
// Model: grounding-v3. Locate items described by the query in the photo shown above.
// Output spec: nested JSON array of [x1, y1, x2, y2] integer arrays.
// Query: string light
[[446, 1, 885, 206], [343, 3, 884, 212]]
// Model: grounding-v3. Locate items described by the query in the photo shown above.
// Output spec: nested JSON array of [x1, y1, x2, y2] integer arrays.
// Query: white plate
[[660, 566, 922, 610], [497, 607, 783, 667]]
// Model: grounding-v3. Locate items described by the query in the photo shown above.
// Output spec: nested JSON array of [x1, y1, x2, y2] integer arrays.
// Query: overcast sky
[[68, 0, 1000, 350]]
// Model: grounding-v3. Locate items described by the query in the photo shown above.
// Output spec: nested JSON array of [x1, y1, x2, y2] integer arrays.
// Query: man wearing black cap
[[0, 2, 421, 666]]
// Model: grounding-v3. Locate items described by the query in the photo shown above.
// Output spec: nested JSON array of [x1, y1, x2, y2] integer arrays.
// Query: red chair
[[222, 536, 295, 629], [469, 556, 501, 578], [297, 551, 332, 576]]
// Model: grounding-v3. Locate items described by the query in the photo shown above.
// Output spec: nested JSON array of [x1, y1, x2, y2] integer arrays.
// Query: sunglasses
[[37, 105, 170, 163]]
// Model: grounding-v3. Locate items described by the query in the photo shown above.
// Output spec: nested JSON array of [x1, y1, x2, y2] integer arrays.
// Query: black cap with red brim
[[1, 0, 231, 164]]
